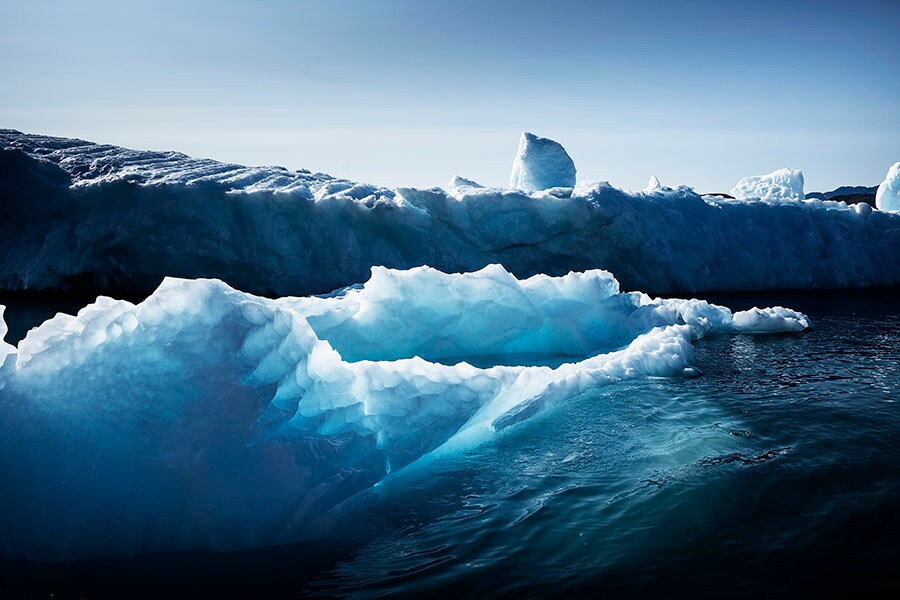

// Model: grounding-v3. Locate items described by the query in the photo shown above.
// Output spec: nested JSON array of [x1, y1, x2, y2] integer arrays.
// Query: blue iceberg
[[0, 265, 808, 560]]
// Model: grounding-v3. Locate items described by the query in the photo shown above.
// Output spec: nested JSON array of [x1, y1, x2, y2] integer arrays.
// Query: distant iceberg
[[2, 129, 900, 296], [730, 167, 805, 201], [509, 131, 577, 191], [0, 265, 808, 559], [876, 162, 900, 212]]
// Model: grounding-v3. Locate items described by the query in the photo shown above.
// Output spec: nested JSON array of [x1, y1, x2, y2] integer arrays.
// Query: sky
[[1, 0, 898, 192]]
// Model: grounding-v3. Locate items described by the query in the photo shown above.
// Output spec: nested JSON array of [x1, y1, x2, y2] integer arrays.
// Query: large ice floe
[[3, 128, 899, 295], [0, 264, 809, 560]]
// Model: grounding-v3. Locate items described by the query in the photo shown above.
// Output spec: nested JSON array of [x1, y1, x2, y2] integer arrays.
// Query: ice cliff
[[2, 129, 899, 296]]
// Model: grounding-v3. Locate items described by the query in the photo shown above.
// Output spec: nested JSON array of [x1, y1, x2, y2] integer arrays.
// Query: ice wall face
[[876, 162, 900, 212], [2, 130, 900, 296], [509, 131, 577, 191], [730, 168, 805, 201], [0, 265, 808, 559]]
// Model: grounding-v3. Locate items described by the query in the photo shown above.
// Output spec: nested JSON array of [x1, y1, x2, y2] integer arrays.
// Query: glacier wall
[[0, 265, 808, 560], [2, 129, 900, 296]]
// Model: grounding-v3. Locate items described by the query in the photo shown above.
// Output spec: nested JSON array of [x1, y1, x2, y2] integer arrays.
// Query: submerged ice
[[0, 265, 808, 560]]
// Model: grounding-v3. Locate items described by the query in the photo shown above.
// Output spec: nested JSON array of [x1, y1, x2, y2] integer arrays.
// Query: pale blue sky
[[2, 0, 898, 192]]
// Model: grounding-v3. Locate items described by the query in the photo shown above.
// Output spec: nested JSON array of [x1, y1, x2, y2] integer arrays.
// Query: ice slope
[[0, 265, 808, 560], [509, 131, 577, 191], [730, 167, 805, 201], [2, 129, 900, 296], [876, 162, 900, 212]]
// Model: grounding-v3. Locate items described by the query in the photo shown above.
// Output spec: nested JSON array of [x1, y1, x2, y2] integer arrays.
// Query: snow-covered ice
[[730, 167, 805, 201], [876, 162, 900, 212], [509, 131, 577, 191], [0, 265, 808, 559]]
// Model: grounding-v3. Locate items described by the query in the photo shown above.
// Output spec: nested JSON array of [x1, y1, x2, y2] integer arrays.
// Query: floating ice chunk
[[876, 162, 900, 212], [509, 132, 576, 191], [731, 306, 810, 333], [0, 267, 810, 559], [730, 168, 805, 201]]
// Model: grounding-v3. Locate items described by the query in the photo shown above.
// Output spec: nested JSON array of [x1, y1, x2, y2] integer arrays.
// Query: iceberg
[[2, 129, 900, 296], [730, 167, 805, 201], [876, 162, 900, 212], [509, 131, 577, 191], [0, 265, 808, 560]]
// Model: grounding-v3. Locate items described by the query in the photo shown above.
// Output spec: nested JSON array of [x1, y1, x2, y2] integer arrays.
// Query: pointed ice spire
[[644, 175, 662, 193]]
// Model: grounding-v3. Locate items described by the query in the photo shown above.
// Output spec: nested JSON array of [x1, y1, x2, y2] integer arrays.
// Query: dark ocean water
[[1, 288, 899, 598]]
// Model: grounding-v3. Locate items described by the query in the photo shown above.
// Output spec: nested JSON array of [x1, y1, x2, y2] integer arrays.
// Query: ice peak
[[645, 175, 662, 193], [509, 132, 576, 191]]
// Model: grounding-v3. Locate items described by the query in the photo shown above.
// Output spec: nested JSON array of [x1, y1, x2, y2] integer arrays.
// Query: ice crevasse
[[0, 264, 809, 560]]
